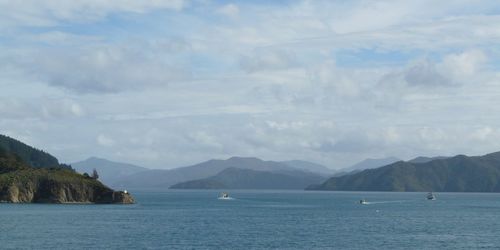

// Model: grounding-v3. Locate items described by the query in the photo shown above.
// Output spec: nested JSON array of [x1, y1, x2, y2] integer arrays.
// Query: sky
[[2, 0, 500, 169]]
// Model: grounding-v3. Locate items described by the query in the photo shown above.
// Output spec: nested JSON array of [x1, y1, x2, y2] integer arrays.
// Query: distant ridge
[[308, 151, 500, 192], [72, 157, 148, 188], [334, 157, 400, 177], [113, 156, 329, 189], [408, 156, 449, 164], [281, 160, 334, 175], [170, 167, 326, 190]]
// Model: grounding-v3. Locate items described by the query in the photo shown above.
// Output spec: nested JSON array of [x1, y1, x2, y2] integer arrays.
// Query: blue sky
[[2, 0, 500, 169]]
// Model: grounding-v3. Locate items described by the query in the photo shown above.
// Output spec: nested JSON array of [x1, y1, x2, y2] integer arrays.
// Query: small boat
[[218, 192, 232, 200], [359, 199, 368, 205], [426, 192, 436, 200]]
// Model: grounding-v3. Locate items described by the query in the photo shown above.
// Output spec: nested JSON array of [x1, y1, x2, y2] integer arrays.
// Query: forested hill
[[0, 134, 134, 204], [308, 151, 500, 192], [0, 134, 63, 168]]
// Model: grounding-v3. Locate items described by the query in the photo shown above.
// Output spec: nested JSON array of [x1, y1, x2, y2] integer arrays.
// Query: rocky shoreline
[[0, 177, 134, 204]]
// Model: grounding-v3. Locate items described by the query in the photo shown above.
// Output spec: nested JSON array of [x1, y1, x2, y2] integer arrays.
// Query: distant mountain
[[171, 178, 226, 189], [408, 156, 449, 164], [308, 152, 500, 192], [170, 167, 326, 190], [72, 157, 149, 188], [0, 134, 65, 169], [280, 160, 335, 175], [113, 156, 328, 189], [334, 157, 400, 176]]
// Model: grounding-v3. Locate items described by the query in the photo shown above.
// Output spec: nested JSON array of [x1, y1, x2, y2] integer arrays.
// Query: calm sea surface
[[1, 190, 500, 249]]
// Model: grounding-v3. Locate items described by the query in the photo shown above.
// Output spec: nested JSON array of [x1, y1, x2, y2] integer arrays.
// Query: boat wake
[[217, 197, 235, 200], [359, 200, 411, 205]]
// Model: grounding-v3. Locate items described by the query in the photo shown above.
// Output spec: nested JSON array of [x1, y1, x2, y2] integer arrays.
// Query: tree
[[91, 168, 99, 180]]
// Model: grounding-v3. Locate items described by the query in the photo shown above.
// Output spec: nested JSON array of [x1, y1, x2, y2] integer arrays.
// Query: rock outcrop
[[96, 191, 135, 204], [0, 173, 135, 204]]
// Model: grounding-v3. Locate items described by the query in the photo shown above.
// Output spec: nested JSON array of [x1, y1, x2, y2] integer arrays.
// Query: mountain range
[[308, 152, 500, 192], [72, 157, 149, 187], [407, 156, 449, 164], [333, 157, 401, 176], [112, 157, 330, 189], [280, 160, 336, 175], [170, 167, 326, 189], [70, 156, 407, 190], [7, 131, 500, 196], [170, 165, 327, 190]]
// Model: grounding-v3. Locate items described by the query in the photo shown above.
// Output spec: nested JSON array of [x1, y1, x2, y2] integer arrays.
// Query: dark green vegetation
[[0, 135, 133, 203], [308, 152, 500, 192], [0, 134, 67, 168], [170, 167, 326, 189]]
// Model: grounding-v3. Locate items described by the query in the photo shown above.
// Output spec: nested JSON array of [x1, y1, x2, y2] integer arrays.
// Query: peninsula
[[0, 134, 134, 204]]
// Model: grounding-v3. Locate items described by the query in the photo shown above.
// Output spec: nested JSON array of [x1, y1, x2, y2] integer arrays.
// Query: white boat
[[218, 192, 232, 200], [359, 199, 368, 205], [426, 192, 436, 200]]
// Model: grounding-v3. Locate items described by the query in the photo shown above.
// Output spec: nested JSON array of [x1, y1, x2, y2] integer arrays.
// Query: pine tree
[[91, 168, 99, 180]]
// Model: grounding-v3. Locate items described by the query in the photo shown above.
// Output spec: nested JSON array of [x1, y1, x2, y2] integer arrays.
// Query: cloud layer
[[2, 0, 500, 169]]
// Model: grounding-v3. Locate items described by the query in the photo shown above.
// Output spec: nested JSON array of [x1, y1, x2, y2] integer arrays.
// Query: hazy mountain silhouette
[[72, 157, 149, 188], [333, 157, 401, 176], [170, 167, 326, 189], [113, 157, 329, 189]]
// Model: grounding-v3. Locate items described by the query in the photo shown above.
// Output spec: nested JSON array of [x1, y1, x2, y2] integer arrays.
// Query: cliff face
[[0, 171, 135, 204]]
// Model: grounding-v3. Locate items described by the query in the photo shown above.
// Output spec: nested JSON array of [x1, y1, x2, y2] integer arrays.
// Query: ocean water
[[1, 190, 500, 250]]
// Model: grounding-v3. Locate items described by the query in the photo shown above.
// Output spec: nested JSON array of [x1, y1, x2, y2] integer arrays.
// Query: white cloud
[[3, 0, 500, 169], [469, 126, 494, 141], [97, 134, 115, 147], [8, 42, 191, 93], [328, 1, 420, 34], [186, 131, 223, 150], [0, 97, 84, 120], [40, 99, 85, 119], [0, 0, 188, 27], [378, 50, 488, 90], [217, 3, 239, 18], [312, 60, 362, 98], [439, 49, 487, 79], [240, 49, 297, 73]]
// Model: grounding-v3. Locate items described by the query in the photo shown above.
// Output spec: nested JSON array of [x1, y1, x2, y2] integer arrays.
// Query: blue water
[[1, 190, 500, 249]]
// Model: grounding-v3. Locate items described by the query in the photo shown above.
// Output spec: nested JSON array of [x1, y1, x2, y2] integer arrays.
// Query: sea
[[1, 190, 500, 250]]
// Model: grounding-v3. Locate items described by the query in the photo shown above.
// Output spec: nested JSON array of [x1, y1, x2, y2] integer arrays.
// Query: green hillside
[[308, 152, 500, 192], [0, 134, 63, 168]]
